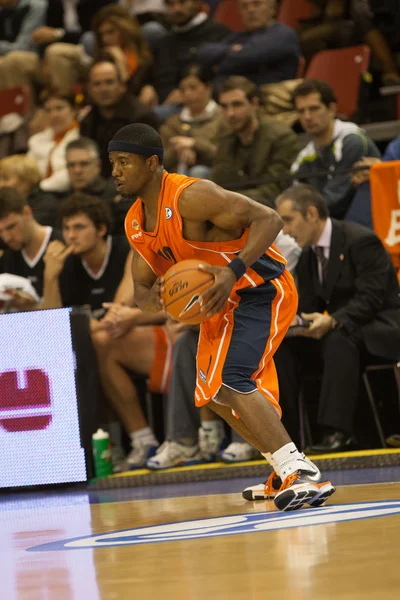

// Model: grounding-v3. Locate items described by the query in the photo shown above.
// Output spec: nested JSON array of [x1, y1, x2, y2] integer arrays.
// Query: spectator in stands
[[0, 155, 59, 227], [41, 191, 165, 470], [80, 59, 159, 178], [27, 90, 80, 194], [291, 79, 380, 220], [348, 136, 400, 228], [148, 231, 302, 469], [0, 186, 61, 305], [0, 0, 46, 54], [64, 137, 133, 235], [0, 0, 46, 89], [274, 184, 400, 452], [160, 64, 226, 178], [299, 1, 400, 86], [197, 0, 300, 88], [92, 5, 153, 96], [93, 310, 181, 470], [147, 326, 228, 469], [211, 76, 299, 206], [32, 0, 116, 49], [42, 193, 132, 313], [119, 0, 168, 49], [139, 0, 230, 119], [31, 0, 116, 92], [351, 136, 400, 187]]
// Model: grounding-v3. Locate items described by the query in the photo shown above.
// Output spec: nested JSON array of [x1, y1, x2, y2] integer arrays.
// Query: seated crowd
[[0, 0, 399, 471]]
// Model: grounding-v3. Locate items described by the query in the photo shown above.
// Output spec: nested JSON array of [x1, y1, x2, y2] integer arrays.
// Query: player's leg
[[198, 273, 335, 511], [148, 329, 225, 469], [148, 329, 203, 469], [92, 326, 159, 467]]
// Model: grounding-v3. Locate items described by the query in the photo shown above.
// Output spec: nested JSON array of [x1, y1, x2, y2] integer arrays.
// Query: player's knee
[[215, 386, 232, 407], [221, 367, 257, 399], [91, 328, 112, 351]]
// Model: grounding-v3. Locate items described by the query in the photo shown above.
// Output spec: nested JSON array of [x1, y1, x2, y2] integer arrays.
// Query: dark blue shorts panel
[[221, 282, 276, 393]]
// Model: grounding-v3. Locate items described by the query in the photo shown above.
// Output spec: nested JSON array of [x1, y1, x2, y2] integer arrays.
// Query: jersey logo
[[165, 207, 173, 220], [131, 219, 140, 230], [131, 231, 143, 243], [157, 246, 177, 263]]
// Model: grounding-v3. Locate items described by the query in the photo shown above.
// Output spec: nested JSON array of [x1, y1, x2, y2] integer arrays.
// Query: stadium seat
[[276, 0, 314, 30], [0, 86, 29, 119], [213, 0, 244, 31], [305, 45, 371, 119]]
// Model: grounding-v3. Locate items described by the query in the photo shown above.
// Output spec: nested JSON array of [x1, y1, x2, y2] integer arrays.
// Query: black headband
[[108, 140, 164, 159]]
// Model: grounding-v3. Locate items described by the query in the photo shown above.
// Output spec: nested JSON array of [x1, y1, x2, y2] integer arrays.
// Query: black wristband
[[227, 257, 247, 280]]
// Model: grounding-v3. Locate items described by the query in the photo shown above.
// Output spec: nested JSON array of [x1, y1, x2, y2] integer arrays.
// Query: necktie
[[314, 246, 328, 283]]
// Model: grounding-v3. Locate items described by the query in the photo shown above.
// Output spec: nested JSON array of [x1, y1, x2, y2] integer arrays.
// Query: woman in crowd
[[92, 4, 153, 96], [160, 64, 226, 179], [27, 90, 79, 194]]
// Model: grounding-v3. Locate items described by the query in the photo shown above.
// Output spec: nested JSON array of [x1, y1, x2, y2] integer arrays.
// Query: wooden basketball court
[[2, 470, 400, 599]]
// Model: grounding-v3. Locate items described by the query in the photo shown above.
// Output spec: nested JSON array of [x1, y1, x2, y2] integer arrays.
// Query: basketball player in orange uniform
[[109, 123, 336, 512]]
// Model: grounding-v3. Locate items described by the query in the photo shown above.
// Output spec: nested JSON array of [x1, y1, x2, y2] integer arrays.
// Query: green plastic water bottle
[[92, 428, 113, 478]]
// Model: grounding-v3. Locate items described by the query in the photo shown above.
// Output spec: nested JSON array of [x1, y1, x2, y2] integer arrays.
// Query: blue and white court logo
[[165, 207, 173, 220], [27, 501, 400, 551]]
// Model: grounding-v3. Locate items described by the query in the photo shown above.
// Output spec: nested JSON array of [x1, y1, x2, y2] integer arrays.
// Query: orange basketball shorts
[[194, 269, 298, 416]]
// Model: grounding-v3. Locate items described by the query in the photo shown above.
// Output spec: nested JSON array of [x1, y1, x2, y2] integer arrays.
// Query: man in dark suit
[[275, 183, 400, 453]]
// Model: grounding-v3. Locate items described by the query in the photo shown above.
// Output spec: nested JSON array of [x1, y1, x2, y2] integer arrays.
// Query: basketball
[[162, 259, 214, 324]]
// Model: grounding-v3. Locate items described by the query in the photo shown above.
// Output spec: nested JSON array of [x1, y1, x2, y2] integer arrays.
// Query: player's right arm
[[131, 248, 164, 313]]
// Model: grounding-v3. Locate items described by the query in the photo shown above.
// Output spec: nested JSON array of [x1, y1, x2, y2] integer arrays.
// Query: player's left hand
[[297, 312, 334, 339], [199, 265, 236, 318]]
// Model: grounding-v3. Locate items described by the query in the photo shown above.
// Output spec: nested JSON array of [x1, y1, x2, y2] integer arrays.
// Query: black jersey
[[0, 227, 61, 297], [59, 236, 130, 311]]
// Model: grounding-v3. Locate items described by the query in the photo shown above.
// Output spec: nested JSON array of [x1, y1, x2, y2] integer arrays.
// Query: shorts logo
[[165, 207, 173, 220], [199, 368, 207, 383], [131, 219, 140, 230], [28, 501, 400, 551]]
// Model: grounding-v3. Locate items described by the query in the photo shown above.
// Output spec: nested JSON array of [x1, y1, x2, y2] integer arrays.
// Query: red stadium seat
[[214, 0, 244, 31], [276, 0, 315, 30], [0, 86, 29, 119], [305, 45, 371, 119]]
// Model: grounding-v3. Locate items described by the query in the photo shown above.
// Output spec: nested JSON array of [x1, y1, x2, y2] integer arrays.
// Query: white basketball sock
[[130, 426, 158, 447], [271, 442, 320, 482]]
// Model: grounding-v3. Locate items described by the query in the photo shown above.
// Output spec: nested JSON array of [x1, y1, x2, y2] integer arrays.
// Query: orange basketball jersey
[[125, 171, 297, 407], [125, 171, 287, 284]]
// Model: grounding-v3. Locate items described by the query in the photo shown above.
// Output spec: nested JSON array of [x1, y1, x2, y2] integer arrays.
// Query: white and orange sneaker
[[274, 470, 336, 512], [242, 469, 335, 510], [242, 471, 282, 501]]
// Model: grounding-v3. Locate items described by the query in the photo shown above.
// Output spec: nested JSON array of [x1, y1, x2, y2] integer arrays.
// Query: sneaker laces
[[277, 471, 301, 491], [263, 471, 282, 495]]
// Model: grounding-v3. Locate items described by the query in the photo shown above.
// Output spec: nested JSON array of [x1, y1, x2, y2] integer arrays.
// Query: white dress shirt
[[312, 217, 332, 283]]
